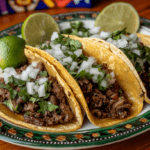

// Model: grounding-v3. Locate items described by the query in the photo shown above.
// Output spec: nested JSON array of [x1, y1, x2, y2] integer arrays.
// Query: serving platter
[[0, 11, 150, 149]]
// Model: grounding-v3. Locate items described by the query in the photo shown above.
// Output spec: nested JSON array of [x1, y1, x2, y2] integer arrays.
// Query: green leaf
[[25, 111, 30, 116], [135, 62, 142, 72], [18, 87, 30, 102], [10, 75, 26, 86], [0, 83, 6, 88], [5, 84, 17, 99], [148, 73, 150, 76], [3, 99, 13, 111], [39, 71, 48, 77], [29, 97, 38, 103], [119, 89, 123, 93], [8, 76, 13, 83], [37, 101, 59, 115], [70, 39, 82, 49], [44, 81, 52, 92], [14, 104, 23, 113]]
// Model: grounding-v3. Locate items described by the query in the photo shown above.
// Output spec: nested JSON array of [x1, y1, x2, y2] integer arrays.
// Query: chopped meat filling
[[1, 63, 74, 126], [78, 78, 131, 119]]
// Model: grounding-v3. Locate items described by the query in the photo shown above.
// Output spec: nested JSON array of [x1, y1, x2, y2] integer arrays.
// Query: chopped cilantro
[[39, 71, 48, 77], [0, 83, 6, 88], [148, 73, 150, 76], [119, 89, 123, 93], [3, 99, 13, 111], [18, 87, 30, 102], [8, 75, 26, 86], [14, 104, 22, 113], [37, 101, 59, 115], [25, 111, 30, 116], [44, 81, 52, 92], [5, 84, 17, 99], [29, 97, 38, 103]]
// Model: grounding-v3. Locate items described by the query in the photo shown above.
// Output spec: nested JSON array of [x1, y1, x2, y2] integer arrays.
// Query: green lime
[[95, 2, 140, 33], [0, 35, 27, 69], [21, 13, 60, 46]]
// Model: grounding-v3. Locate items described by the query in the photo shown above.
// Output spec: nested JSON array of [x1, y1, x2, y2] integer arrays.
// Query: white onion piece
[[129, 34, 137, 42], [90, 34, 100, 38], [50, 42, 61, 50], [110, 71, 115, 78], [38, 84, 46, 97], [106, 38, 113, 43], [4, 67, 14, 73], [21, 71, 29, 81], [61, 45, 67, 51], [34, 69, 40, 74], [51, 32, 59, 41], [92, 75, 98, 83], [27, 82, 36, 95], [130, 43, 138, 49], [121, 34, 129, 40], [89, 27, 100, 34], [62, 57, 72, 64], [28, 71, 38, 79], [53, 50, 64, 60], [70, 62, 77, 70], [31, 62, 38, 67], [9, 70, 17, 76], [33, 85, 39, 92], [15, 74, 21, 79], [26, 65, 34, 74], [87, 57, 96, 67], [99, 31, 110, 39], [79, 61, 90, 71], [74, 49, 82, 57], [90, 68, 99, 75], [100, 79, 107, 87], [38, 78, 48, 85], [132, 49, 141, 56], [112, 40, 118, 47], [4, 74, 11, 84], [117, 39, 128, 48], [83, 21, 94, 29], [78, 31, 83, 36]]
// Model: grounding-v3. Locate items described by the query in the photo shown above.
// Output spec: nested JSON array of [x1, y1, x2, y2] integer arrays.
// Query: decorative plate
[[0, 11, 150, 150]]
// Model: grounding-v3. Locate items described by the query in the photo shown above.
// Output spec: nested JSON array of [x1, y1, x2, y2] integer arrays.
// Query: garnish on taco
[[26, 34, 144, 127], [0, 48, 83, 132]]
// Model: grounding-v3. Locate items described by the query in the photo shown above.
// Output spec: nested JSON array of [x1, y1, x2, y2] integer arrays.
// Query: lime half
[[0, 35, 27, 69], [95, 2, 140, 33], [21, 13, 60, 46]]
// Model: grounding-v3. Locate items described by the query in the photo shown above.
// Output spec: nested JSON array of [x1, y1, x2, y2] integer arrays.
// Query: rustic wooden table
[[0, 0, 150, 149]]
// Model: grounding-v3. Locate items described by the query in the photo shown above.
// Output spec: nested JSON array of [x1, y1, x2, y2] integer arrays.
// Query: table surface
[[0, 0, 150, 149]]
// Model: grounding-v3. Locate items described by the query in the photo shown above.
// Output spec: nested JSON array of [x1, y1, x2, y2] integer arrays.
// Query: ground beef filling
[[139, 62, 150, 98], [0, 63, 74, 126], [78, 78, 131, 119]]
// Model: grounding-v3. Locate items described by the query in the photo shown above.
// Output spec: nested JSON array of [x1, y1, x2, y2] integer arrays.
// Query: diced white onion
[[61, 45, 67, 51], [27, 82, 36, 95], [128, 34, 137, 42], [130, 43, 138, 49], [38, 84, 46, 97], [112, 40, 118, 47], [106, 38, 113, 43], [90, 68, 99, 75], [25, 65, 34, 74], [38, 78, 48, 85], [4, 74, 11, 84], [62, 57, 72, 64], [21, 71, 29, 81], [87, 57, 96, 67], [53, 50, 64, 60], [99, 31, 110, 39], [50, 42, 61, 50], [78, 31, 83, 36], [132, 49, 141, 56], [4, 67, 14, 73], [100, 79, 107, 87], [31, 62, 38, 67], [34, 69, 40, 74], [15, 74, 21, 79], [28, 71, 38, 79], [74, 49, 82, 57], [33, 85, 39, 92], [51, 32, 59, 41], [117, 39, 128, 48], [83, 21, 94, 29], [45, 49, 54, 55], [9, 70, 17, 76], [89, 27, 100, 34], [92, 75, 98, 83], [110, 71, 115, 78], [70, 62, 78, 70]]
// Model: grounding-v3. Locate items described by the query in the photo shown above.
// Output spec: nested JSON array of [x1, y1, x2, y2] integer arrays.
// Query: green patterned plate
[[0, 11, 150, 149]]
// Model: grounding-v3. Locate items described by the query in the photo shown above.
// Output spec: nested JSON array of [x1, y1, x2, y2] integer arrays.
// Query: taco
[[87, 32, 150, 104], [25, 34, 144, 127], [0, 48, 83, 132]]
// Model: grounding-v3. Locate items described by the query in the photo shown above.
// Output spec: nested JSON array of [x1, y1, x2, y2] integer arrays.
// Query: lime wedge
[[95, 2, 140, 33], [21, 13, 60, 46]]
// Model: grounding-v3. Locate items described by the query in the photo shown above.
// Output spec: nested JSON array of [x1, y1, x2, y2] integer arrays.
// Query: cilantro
[[0, 83, 6, 88], [70, 39, 82, 49], [5, 84, 17, 99], [70, 21, 84, 30], [135, 62, 142, 72], [108, 28, 127, 40], [8, 75, 26, 86], [29, 97, 38, 103], [14, 104, 22, 113], [61, 28, 72, 34], [28, 77, 31, 82], [148, 73, 150, 76], [18, 87, 30, 102], [44, 81, 52, 92], [3, 99, 13, 111], [25, 111, 30, 116], [75, 70, 94, 80], [106, 74, 112, 79], [119, 89, 123, 93], [39, 71, 48, 77], [37, 101, 59, 115], [35, 81, 39, 85]]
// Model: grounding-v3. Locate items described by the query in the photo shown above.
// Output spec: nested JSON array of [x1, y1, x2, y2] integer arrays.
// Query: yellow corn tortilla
[[0, 48, 83, 132], [26, 34, 144, 127]]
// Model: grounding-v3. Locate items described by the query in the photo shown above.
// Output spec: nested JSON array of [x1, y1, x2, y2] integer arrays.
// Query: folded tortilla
[[0, 48, 83, 132], [26, 35, 144, 127]]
